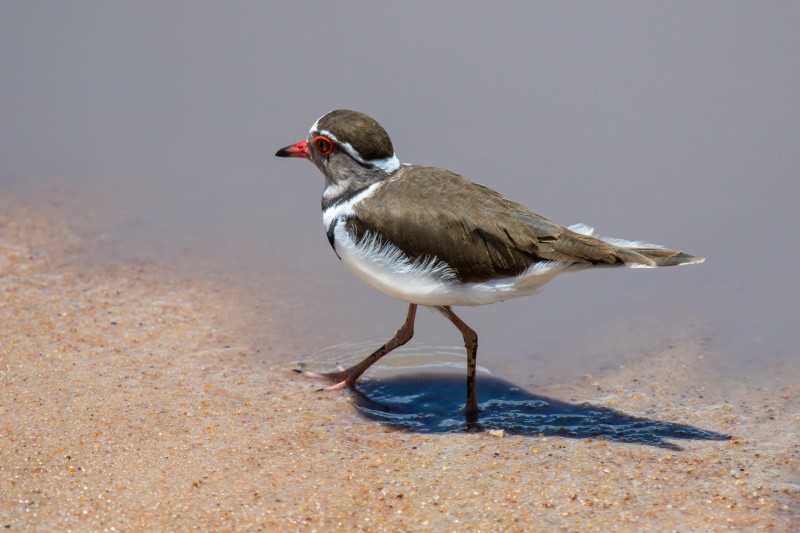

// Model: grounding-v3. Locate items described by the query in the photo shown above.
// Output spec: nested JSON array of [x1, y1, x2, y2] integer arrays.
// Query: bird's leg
[[297, 304, 417, 391], [437, 306, 480, 418]]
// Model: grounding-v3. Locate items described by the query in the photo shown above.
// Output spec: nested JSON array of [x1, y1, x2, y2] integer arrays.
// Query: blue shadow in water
[[350, 374, 729, 450]]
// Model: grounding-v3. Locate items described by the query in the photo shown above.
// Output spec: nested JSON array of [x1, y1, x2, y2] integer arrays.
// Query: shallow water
[[3, 3, 799, 389]]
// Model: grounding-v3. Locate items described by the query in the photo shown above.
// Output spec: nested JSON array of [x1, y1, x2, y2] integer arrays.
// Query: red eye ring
[[313, 136, 334, 156]]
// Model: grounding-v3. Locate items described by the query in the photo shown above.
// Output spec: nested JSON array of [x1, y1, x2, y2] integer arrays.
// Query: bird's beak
[[275, 140, 309, 159]]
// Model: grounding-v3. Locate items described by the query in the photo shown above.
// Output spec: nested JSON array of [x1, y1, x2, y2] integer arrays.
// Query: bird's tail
[[624, 247, 705, 267], [568, 223, 705, 267]]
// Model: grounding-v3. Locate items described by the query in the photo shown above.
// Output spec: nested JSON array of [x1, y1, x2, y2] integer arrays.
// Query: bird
[[275, 109, 703, 418]]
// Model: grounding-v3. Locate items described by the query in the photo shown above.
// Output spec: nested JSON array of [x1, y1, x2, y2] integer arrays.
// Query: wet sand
[[1, 200, 797, 531]]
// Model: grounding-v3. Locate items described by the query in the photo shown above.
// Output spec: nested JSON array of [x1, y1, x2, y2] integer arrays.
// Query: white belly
[[330, 218, 575, 307]]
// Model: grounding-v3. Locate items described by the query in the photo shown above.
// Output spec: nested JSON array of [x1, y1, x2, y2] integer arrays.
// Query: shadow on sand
[[349, 373, 729, 451]]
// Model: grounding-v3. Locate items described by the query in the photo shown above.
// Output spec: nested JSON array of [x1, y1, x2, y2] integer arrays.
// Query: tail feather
[[628, 247, 705, 267], [567, 223, 704, 267]]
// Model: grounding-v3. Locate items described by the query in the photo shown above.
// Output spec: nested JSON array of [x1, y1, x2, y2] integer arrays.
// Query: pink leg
[[298, 304, 417, 390]]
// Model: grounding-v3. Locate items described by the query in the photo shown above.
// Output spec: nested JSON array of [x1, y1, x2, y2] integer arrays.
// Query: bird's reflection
[[349, 373, 729, 450]]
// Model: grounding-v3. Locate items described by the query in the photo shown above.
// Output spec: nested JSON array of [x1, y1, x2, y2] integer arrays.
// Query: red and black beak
[[275, 140, 309, 158]]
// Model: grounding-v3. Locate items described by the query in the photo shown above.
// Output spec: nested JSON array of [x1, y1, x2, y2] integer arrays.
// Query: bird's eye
[[313, 136, 334, 156]]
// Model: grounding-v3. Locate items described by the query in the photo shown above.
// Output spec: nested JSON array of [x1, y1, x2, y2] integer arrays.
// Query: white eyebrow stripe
[[315, 129, 401, 173]]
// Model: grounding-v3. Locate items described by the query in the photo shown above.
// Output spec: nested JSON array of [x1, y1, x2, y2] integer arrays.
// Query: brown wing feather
[[350, 166, 656, 283]]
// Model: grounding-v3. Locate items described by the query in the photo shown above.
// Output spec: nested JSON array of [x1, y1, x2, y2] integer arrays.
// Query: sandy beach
[[1, 200, 797, 531]]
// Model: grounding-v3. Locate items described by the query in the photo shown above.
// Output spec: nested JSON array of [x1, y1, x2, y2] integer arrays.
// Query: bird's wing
[[347, 166, 653, 283]]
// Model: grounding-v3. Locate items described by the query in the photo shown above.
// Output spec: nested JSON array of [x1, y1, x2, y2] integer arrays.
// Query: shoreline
[[1, 198, 797, 530]]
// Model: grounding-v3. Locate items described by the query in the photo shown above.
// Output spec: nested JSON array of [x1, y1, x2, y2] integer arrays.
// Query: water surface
[[3, 3, 798, 388]]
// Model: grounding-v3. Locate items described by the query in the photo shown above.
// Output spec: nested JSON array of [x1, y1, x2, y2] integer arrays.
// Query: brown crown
[[315, 110, 395, 161]]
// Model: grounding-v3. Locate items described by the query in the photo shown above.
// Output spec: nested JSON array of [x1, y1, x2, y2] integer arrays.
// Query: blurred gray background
[[2, 3, 798, 381]]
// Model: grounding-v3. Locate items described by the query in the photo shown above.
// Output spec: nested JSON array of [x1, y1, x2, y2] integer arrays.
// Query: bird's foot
[[294, 364, 354, 391], [463, 394, 481, 426], [463, 405, 481, 427]]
